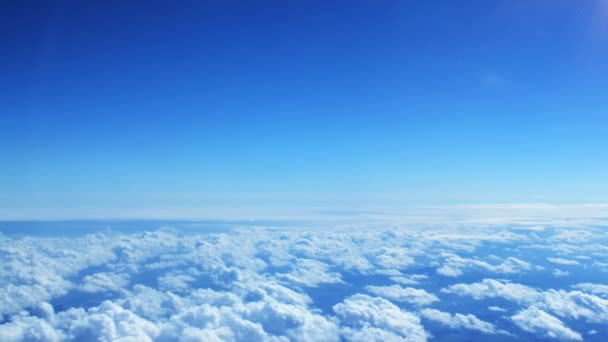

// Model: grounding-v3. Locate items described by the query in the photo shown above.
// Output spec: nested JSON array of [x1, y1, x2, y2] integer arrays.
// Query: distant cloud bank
[[1, 216, 607, 341]]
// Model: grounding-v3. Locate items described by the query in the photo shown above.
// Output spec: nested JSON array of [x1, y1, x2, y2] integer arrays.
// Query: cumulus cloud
[[573, 283, 608, 298], [511, 306, 582, 341], [420, 308, 499, 334], [1, 221, 607, 341], [389, 274, 428, 286], [276, 258, 343, 287], [442, 279, 540, 304], [2, 283, 340, 342], [79, 272, 130, 293], [553, 269, 570, 278], [365, 285, 438, 307], [0, 312, 63, 342], [443, 277, 608, 337], [436, 253, 531, 277], [540, 289, 608, 323], [333, 294, 427, 342], [547, 258, 581, 266]]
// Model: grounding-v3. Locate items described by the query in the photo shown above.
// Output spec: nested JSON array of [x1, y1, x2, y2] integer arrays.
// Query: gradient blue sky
[[1, 1, 607, 219]]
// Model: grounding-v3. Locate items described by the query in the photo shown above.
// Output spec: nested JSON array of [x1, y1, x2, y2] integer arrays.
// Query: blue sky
[[1, 1, 607, 218]]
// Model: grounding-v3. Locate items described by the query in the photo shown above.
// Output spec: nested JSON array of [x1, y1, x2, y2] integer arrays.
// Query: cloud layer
[[0, 220, 607, 341]]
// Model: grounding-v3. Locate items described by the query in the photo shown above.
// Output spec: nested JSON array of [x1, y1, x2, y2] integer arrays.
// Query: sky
[[1, 1, 607, 219]]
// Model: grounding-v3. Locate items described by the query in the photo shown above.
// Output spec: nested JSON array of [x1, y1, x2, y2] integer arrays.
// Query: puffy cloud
[[0, 234, 117, 317], [0, 313, 63, 342], [276, 258, 343, 287], [333, 294, 427, 342], [444, 278, 608, 325], [0, 283, 70, 319], [60, 301, 161, 341], [573, 283, 608, 298], [365, 285, 438, 306], [539, 289, 608, 324], [157, 274, 196, 292], [549, 229, 606, 244], [511, 307, 582, 341], [442, 279, 540, 304], [1, 281, 339, 342], [370, 247, 416, 270], [419, 309, 499, 334], [79, 272, 130, 293], [1, 221, 607, 341], [547, 258, 581, 266], [436, 253, 531, 277], [553, 269, 570, 278], [389, 274, 428, 286]]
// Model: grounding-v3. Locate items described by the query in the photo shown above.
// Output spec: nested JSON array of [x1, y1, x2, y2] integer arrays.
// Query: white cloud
[[553, 269, 570, 278], [436, 253, 531, 277], [276, 258, 343, 287], [0, 233, 117, 317], [61, 301, 161, 341], [549, 229, 607, 244], [444, 278, 608, 325], [539, 289, 608, 324], [389, 274, 428, 286], [365, 285, 438, 307], [512, 225, 546, 232], [370, 247, 416, 271], [1, 221, 607, 341], [0, 283, 70, 319], [442, 279, 540, 304], [511, 306, 582, 341], [420, 308, 499, 334], [488, 306, 507, 312], [333, 294, 427, 342], [80, 272, 130, 293], [0, 313, 63, 342], [547, 258, 581, 266], [157, 274, 196, 292], [573, 283, 608, 298]]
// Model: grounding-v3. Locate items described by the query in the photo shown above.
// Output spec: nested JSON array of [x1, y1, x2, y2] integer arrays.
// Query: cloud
[[0, 233, 117, 317], [1, 220, 607, 341], [0, 313, 63, 342], [276, 258, 343, 287], [333, 294, 427, 342], [1, 282, 340, 342], [540, 289, 608, 324], [157, 274, 196, 292], [572, 283, 608, 298], [436, 253, 531, 277], [389, 274, 428, 286], [511, 306, 582, 341], [547, 258, 581, 266], [444, 278, 608, 325], [370, 247, 416, 270], [0, 283, 70, 320], [365, 285, 438, 307], [553, 269, 570, 278], [420, 309, 500, 334], [442, 279, 540, 304], [1, 229, 345, 340], [62, 301, 161, 341], [79, 272, 130, 293]]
